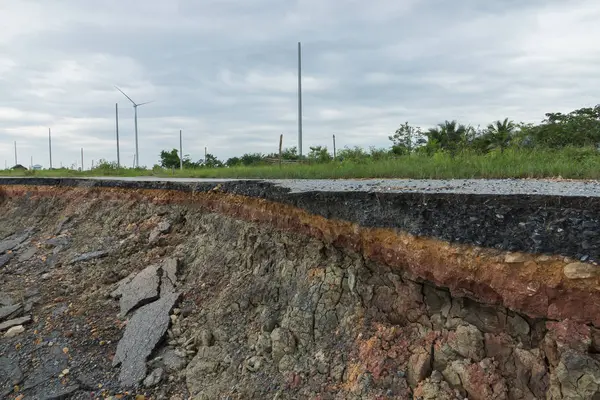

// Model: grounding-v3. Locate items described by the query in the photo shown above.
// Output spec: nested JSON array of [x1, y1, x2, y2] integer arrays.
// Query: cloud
[[0, 0, 599, 169]]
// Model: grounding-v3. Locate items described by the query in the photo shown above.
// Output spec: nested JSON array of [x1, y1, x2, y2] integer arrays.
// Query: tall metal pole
[[49, 128, 53, 169], [179, 129, 183, 170], [134, 105, 139, 168], [116, 103, 120, 168], [14, 141, 17, 166], [333, 134, 336, 160], [81, 148, 84, 171], [297, 41, 303, 157], [204, 147, 207, 163]]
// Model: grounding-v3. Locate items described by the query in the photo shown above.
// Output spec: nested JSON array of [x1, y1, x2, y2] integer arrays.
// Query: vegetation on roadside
[[2, 105, 600, 180]]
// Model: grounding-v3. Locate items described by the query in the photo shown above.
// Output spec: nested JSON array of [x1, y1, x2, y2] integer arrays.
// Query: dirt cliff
[[0, 184, 599, 399]]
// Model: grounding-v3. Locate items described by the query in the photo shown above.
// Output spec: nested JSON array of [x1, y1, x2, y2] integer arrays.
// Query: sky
[[1, 0, 600, 169]]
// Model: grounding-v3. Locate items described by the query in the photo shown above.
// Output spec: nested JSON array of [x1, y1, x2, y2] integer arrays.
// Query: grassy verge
[[1, 148, 599, 180]]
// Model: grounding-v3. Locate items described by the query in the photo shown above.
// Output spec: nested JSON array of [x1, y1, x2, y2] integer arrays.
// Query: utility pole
[[14, 141, 17, 166], [81, 148, 84, 171], [297, 41, 303, 157], [49, 128, 53, 169], [204, 147, 207, 164], [179, 130, 183, 170], [115, 103, 120, 168], [30, 156, 33, 170], [333, 134, 336, 160]]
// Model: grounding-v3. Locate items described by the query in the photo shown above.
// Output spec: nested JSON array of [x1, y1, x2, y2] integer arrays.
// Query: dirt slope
[[0, 185, 599, 399]]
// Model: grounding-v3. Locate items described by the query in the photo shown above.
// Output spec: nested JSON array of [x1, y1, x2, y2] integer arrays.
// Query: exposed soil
[[0, 185, 599, 399]]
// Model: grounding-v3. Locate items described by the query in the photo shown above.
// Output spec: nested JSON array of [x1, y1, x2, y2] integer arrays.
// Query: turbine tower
[[114, 86, 153, 168]]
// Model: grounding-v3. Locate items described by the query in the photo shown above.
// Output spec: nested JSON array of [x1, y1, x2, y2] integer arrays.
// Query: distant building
[[32, 164, 43, 170]]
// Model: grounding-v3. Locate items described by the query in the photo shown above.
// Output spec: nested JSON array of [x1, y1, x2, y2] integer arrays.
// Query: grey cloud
[[1, 0, 599, 168]]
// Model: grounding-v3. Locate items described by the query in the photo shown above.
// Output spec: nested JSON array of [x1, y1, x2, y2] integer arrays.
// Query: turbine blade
[[114, 85, 136, 105], [137, 100, 154, 106]]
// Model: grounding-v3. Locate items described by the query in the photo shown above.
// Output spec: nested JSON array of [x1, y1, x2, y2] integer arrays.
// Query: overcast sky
[[1, 0, 599, 169]]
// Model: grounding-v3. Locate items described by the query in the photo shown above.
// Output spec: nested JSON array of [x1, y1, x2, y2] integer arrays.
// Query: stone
[[197, 329, 214, 347], [0, 304, 21, 321], [4, 325, 25, 338], [0, 231, 30, 253], [42, 385, 80, 400], [17, 246, 37, 262], [0, 253, 13, 268], [245, 356, 262, 372], [270, 328, 296, 363], [0, 315, 31, 332], [448, 324, 485, 362], [504, 253, 527, 263], [161, 348, 187, 372], [114, 264, 161, 316], [113, 291, 179, 387], [407, 347, 433, 387], [149, 221, 172, 244], [0, 292, 14, 306], [143, 367, 164, 387], [69, 250, 109, 264], [0, 356, 23, 391], [563, 262, 599, 279], [552, 350, 600, 399]]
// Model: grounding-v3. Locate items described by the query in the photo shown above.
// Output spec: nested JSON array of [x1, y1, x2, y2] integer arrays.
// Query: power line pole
[[14, 141, 17, 166], [81, 148, 84, 171], [333, 134, 336, 160], [49, 128, 53, 169], [179, 129, 183, 170], [297, 41, 303, 157], [115, 103, 120, 168]]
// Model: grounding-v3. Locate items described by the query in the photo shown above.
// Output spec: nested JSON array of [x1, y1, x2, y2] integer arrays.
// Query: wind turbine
[[114, 86, 153, 168]]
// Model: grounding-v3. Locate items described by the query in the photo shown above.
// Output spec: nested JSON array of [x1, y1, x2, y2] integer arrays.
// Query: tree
[[225, 157, 242, 167], [160, 149, 181, 169], [389, 122, 425, 155], [425, 120, 474, 157], [307, 146, 332, 163], [486, 118, 516, 152], [203, 153, 223, 168]]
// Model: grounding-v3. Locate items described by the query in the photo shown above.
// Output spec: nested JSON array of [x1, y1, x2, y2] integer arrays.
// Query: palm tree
[[426, 120, 473, 157], [487, 118, 516, 152]]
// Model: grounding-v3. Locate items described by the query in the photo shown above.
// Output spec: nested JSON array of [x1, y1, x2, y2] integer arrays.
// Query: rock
[[185, 346, 223, 394], [0, 253, 13, 268], [551, 350, 600, 399], [113, 264, 161, 316], [0, 356, 23, 392], [161, 348, 187, 372], [407, 347, 433, 387], [563, 262, 599, 279], [270, 328, 296, 363], [245, 356, 262, 372], [17, 246, 37, 262], [69, 250, 109, 264], [149, 221, 171, 244], [113, 291, 180, 387], [448, 324, 485, 362], [0, 315, 31, 331], [4, 325, 25, 338], [42, 385, 80, 400], [143, 367, 164, 387], [0, 304, 21, 321], [197, 329, 214, 347], [0, 292, 14, 306], [255, 333, 272, 356], [504, 253, 527, 263], [0, 231, 30, 253]]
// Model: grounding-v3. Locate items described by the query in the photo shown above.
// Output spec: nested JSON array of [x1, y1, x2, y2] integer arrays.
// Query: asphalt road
[[76, 177, 600, 197]]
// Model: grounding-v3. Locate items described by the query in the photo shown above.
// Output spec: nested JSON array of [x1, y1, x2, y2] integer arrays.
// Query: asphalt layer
[[85, 177, 600, 197], [2, 177, 600, 261]]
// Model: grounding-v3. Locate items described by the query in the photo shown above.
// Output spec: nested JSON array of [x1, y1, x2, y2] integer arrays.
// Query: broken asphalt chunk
[[0, 304, 22, 321], [69, 250, 108, 264], [113, 291, 180, 387], [0, 231, 31, 254], [115, 264, 161, 316]]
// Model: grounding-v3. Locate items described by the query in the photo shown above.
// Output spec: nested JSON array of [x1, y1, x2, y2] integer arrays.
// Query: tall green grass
[[1, 148, 599, 180]]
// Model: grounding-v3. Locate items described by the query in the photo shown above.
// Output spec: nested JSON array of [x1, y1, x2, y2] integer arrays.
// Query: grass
[[2, 148, 600, 180]]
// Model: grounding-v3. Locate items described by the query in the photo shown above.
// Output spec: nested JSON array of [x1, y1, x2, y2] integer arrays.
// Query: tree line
[[154, 105, 600, 169]]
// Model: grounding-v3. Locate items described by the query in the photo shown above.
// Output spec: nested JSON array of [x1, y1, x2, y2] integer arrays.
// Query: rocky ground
[[1, 186, 600, 399]]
